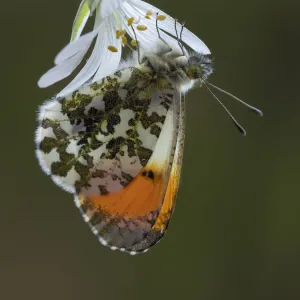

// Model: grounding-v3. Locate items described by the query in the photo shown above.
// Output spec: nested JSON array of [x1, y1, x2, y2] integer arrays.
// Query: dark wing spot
[[150, 124, 161, 138], [39, 137, 59, 153], [137, 147, 153, 167], [141, 170, 155, 180], [121, 171, 134, 183], [99, 185, 109, 195]]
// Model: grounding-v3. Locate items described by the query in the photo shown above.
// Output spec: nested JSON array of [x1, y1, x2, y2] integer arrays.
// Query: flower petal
[[132, 1, 211, 54], [118, 2, 189, 55], [160, 18, 211, 55], [38, 51, 86, 88], [87, 0, 102, 13], [57, 36, 102, 97], [57, 20, 120, 97], [55, 28, 98, 65], [71, 0, 91, 42], [119, 3, 160, 50], [100, 0, 127, 18], [93, 18, 122, 81]]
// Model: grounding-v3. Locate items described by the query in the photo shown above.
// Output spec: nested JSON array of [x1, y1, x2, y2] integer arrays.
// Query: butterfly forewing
[[36, 67, 181, 253]]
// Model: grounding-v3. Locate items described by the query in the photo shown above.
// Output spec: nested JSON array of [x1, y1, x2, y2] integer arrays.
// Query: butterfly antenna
[[202, 81, 247, 136], [131, 25, 141, 64], [206, 81, 263, 116]]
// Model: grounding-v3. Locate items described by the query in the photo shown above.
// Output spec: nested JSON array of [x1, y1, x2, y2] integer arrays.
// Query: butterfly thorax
[[140, 52, 213, 92]]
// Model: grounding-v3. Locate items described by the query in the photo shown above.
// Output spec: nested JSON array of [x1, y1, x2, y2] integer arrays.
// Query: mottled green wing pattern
[[35, 67, 175, 196]]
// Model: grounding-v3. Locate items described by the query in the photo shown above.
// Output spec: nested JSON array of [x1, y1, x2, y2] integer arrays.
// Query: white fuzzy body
[[117, 42, 212, 95]]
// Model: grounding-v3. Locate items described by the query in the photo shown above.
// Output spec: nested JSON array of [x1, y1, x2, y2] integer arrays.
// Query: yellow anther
[[116, 29, 126, 39], [108, 46, 118, 52], [146, 10, 153, 16], [156, 15, 166, 21], [145, 15, 151, 20], [136, 25, 147, 31], [131, 40, 137, 47], [122, 36, 127, 45], [127, 17, 135, 26], [116, 30, 121, 39]]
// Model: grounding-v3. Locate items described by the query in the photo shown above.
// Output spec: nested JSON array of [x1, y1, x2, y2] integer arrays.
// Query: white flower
[[38, 0, 210, 97]]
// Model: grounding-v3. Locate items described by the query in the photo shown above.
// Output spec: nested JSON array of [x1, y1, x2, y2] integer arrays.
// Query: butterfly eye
[[194, 71, 200, 78], [187, 66, 202, 79]]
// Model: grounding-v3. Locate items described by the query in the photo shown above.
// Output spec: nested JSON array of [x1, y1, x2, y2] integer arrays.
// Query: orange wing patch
[[76, 163, 169, 253], [79, 164, 166, 218], [152, 163, 181, 232], [152, 97, 185, 234]]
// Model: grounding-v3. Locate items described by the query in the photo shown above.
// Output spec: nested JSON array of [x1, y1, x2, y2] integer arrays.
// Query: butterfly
[[35, 21, 261, 255]]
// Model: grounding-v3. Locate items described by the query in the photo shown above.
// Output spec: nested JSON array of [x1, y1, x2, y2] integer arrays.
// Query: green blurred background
[[1, 0, 300, 299]]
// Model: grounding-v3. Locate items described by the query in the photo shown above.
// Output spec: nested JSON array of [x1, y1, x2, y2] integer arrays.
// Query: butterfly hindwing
[[36, 66, 182, 253]]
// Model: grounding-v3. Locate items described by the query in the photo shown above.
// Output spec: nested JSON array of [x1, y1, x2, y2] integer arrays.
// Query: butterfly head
[[186, 52, 213, 81]]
